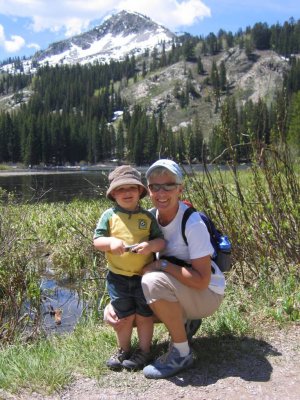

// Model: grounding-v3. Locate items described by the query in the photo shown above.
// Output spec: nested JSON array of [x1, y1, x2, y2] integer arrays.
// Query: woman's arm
[[143, 255, 211, 290]]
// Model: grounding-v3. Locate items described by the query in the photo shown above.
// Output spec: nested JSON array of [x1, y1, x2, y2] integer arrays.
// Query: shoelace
[[129, 349, 148, 364], [157, 346, 175, 363], [112, 349, 127, 361]]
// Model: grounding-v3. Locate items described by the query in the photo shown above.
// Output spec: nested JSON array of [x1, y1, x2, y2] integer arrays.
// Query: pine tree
[[287, 90, 300, 156], [197, 56, 205, 75], [192, 116, 204, 162], [116, 120, 125, 161], [144, 114, 158, 163], [210, 61, 220, 107], [142, 60, 147, 78], [219, 61, 227, 92]]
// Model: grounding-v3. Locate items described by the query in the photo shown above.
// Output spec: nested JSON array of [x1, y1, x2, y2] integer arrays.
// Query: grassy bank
[[0, 147, 299, 395]]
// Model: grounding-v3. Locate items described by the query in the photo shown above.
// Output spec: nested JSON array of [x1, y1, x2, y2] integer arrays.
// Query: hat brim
[[106, 179, 148, 200]]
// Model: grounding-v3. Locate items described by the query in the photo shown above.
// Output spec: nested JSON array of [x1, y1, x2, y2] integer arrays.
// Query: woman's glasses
[[148, 183, 180, 192]]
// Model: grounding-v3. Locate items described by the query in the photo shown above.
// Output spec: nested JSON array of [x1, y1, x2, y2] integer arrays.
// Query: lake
[[0, 164, 248, 202], [0, 169, 110, 202]]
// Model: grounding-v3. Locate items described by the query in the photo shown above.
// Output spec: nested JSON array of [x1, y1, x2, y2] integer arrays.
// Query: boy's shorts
[[106, 271, 153, 319]]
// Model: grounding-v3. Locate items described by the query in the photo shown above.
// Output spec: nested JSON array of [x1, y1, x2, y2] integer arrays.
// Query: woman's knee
[[142, 273, 157, 300], [141, 271, 164, 292]]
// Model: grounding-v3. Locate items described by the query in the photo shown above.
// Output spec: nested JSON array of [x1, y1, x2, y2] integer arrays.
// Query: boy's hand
[[109, 237, 126, 255], [132, 242, 151, 255]]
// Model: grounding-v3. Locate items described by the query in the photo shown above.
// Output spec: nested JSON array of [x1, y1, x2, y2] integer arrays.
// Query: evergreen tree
[[116, 120, 125, 161], [197, 56, 205, 75], [251, 22, 271, 50], [191, 116, 204, 162], [287, 90, 300, 156], [160, 42, 167, 67], [142, 60, 147, 78], [219, 61, 227, 92], [144, 114, 158, 163], [210, 60, 220, 107], [133, 113, 147, 165], [206, 33, 219, 55]]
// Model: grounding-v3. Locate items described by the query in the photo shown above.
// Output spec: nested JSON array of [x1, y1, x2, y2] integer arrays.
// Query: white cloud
[[116, 0, 211, 29], [27, 42, 40, 51], [4, 34, 25, 52], [0, 0, 212, 37], [0, 24, 25, 53]]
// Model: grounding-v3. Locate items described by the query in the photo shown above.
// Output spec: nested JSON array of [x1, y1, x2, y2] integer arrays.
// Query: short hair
[[146, 166, 182, 184]]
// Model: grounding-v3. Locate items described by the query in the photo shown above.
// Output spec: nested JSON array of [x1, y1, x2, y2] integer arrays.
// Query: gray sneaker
[[106, 348, 130, 370], [122, 348, 151, 370], [143, 346, 193, 379]]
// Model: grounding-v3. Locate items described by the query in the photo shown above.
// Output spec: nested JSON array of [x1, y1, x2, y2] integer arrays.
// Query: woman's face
[[148, 171, 182, 213]]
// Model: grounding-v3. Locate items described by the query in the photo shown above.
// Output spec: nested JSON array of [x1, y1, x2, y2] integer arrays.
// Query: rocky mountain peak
[[98, 10, 164, 36], [32, 10, 176, 67]]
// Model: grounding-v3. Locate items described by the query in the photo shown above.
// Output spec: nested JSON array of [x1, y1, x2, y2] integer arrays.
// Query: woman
[[105, 159, 225, 379]]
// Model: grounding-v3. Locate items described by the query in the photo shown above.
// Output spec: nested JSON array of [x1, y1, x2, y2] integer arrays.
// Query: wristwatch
[[160, 259, 168, 271]]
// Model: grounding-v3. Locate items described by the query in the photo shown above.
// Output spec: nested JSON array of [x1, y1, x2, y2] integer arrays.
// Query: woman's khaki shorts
[[141, 271, 223, 320]]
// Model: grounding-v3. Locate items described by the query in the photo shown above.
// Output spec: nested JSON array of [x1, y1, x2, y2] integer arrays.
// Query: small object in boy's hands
[[124, 244, 138, 252]]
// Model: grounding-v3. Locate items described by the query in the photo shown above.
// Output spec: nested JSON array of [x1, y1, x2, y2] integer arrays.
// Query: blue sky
[[0, 0, 299, 62]]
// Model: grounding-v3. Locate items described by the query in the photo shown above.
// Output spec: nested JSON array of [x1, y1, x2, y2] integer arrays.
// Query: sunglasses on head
[[148, 183, 180, 192]]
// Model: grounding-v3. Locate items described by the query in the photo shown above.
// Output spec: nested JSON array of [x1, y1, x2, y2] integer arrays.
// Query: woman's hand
[[142, 260, 161, 274], [131, 241, 151, 255]]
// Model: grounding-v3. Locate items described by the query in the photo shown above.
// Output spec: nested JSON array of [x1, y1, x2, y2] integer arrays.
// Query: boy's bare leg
[[115, 314, 135, 351], [136, 314, 154, 353]]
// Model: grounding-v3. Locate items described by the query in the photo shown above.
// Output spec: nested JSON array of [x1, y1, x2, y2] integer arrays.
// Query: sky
[[0, 0, 299, 62]]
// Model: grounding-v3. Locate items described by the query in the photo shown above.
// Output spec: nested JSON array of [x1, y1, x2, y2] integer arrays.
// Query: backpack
[[181, 205, 232, 272]]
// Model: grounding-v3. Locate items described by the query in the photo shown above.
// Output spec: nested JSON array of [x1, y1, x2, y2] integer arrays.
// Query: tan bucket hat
[[106, 165, 148, 200]]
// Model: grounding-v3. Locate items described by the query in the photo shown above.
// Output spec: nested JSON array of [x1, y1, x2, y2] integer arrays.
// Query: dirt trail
[[1, 324, 299, 400]]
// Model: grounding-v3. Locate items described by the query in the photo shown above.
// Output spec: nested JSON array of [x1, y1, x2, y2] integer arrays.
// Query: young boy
[[93, 165, 165, 371]]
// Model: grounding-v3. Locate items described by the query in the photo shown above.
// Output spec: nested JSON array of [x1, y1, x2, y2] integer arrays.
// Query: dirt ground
[[1, 324, 299, 400]]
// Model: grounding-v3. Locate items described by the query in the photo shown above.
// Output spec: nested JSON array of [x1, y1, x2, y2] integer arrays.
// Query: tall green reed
[[183, 144, 299, 283]]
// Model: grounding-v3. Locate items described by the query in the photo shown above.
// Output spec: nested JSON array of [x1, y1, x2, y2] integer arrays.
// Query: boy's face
[[111, 184, 142, 211]]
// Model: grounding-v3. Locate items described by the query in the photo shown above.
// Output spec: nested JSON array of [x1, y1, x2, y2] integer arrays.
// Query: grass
[[0, 274, 298, 395], [0, 164, 11, 170], [0, 323, 114, 393], [0, 320, 170, 394]]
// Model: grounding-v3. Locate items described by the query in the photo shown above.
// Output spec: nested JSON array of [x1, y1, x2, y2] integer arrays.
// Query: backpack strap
[[181, 206, 217, 274], [181, 207, 197, 245], [181, 207, 219, 252]]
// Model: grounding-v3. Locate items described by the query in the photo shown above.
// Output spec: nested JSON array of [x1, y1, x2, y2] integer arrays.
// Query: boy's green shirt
[[94, 205, 164, 276]]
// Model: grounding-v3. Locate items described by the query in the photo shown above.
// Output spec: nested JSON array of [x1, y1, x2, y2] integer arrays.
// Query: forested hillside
[[0, 18, 300, 166]]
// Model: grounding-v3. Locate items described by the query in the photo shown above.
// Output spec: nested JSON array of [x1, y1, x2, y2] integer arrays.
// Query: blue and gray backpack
[[181, 205, 232, 272]]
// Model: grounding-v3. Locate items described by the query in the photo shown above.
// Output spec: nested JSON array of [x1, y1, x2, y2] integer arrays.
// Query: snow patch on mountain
[[35, 10, 176, 67]]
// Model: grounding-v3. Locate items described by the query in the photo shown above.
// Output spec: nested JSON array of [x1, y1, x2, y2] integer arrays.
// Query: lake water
[[41, 275, 84, 334], [0, 169, 110, 202], [0, 164, 245, 202]]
